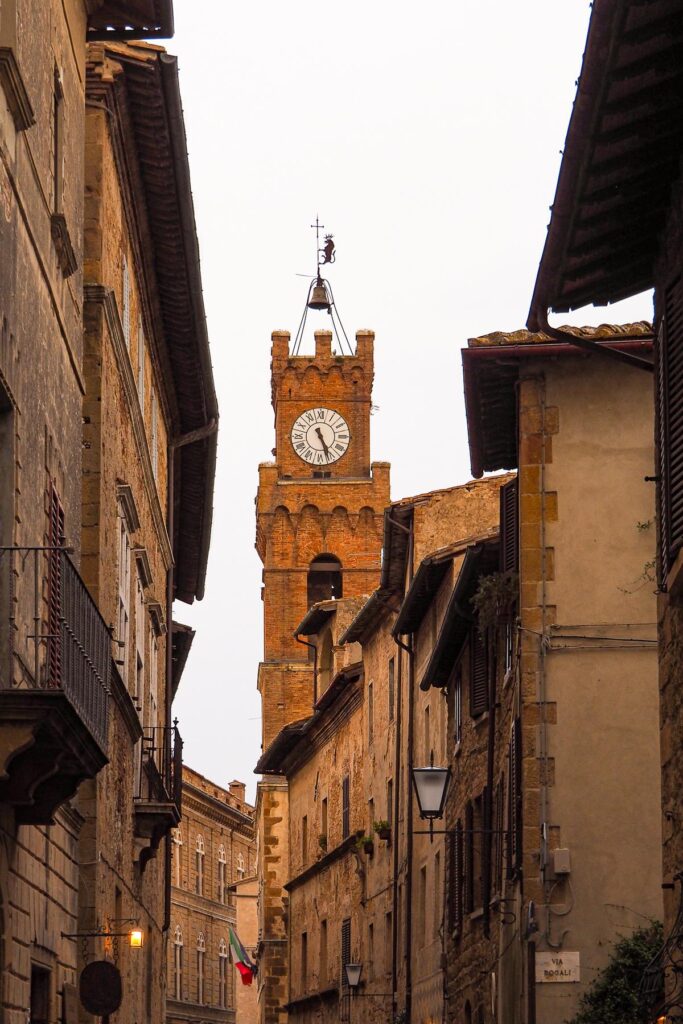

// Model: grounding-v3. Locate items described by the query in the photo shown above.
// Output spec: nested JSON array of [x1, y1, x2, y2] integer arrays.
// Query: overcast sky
[[169, 0, 653, 802]]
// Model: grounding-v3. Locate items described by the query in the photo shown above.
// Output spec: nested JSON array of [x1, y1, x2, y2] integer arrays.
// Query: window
[[173, 926, 183, 1000], [470, 628, 489, 718], [151, 386, 158, 480], [301, 932, 308, 990], [321, 797, 328, 843], [307, 553, 342, 605], [148, 627, 158, 726], [196, 933, 205, 1004], [387, 779, 393, 828], [342, 776, 350, 839], [134, 570, 145, 705], [340, 918, 351, 988], [368, 797, 375, 833], [236, 852, 245, 879], [122, 254, 131, 349], [492, 775, 505, 897], [172, 828, 183, 888], [418, 864, 427, 946], [302, 815, 308, 865], [30, 965, 51, 1024], [454, 672, 462, 746], [434, 851, 441, 939], [368, 923, 374, 978], [195, 835, 205, 895], [137, 319, 145, 406], [320, 920, 328, 984], [218, 939, 228, 1008], [465, 794, 484, 912], [117, 513, 132, 682], [504, 620, 515, 678], [388, 657, 395, 721], [450, 821, 463, 937], [368, 681, 374, 744], [218, 844, 227, 903], [385, 912, 392, 976], [499, 477, 518, 572]]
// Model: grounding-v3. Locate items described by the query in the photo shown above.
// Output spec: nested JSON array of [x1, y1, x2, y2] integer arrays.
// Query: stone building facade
[[257, 479, 508, 1024], [254, 327, 390, 1024], [167, 768, 256, 1024], [524, 6, 683, 1018], [458, 324, 662, 1024], [0, 5, 217, 1021]]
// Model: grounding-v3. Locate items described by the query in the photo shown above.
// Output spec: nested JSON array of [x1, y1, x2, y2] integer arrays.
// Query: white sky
[[169, 0, 653, 802]]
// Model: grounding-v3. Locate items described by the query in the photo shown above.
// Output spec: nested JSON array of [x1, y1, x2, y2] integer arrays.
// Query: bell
[[307, 277, 331, 312]]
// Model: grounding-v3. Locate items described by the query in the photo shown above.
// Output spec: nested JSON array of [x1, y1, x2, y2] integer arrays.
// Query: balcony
[[0, 547, 110, 824], [134, 723, 182, 868]]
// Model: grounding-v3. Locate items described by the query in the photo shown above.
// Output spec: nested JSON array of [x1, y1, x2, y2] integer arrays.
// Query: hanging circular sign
[[79, 960, 122, 1015]]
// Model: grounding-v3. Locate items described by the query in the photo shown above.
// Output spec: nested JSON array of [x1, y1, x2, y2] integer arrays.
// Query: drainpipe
[[482, 625, 496, 940], [394, 517, 415, 1024], [391, 640, 403, 1017], [163, 418, 218, 931], [294, 633, 317, 706]]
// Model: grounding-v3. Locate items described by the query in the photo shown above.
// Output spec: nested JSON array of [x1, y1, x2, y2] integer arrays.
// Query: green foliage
[[566, 922, 663, 1024], [373, 820, 390, 834], [471, 571, 518, 632]]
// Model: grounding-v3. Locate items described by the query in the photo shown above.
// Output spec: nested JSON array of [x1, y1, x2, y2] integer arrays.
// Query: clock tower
[[256, 327, 390, 749], [254, 325, 389, 1024]]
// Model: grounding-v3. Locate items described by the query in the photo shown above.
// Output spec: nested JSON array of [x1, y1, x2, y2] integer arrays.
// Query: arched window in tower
[[307, 554, 343, 606], [197, 932, 206, 1004], [218, 938, 229, 1008], [172, 828, 183, 888], [173, 926, 183, 1000], [236, 852, 245, 879], [217, 844, 227, 904], [195, 834, 205, 895]]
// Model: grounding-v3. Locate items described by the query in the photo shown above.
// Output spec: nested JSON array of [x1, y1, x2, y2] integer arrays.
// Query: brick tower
[[255, 326, 389, 1024]]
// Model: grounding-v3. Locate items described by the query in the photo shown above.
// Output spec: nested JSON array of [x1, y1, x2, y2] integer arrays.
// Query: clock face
[[291, 407, 350, 466]]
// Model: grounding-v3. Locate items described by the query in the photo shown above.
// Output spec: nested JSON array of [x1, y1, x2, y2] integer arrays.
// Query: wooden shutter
[[470, 628, 488, 717], [499, 478, 518, 573], [448, 820, 463, 937], [507, 718, 522, 878], [493, 775, 504, 895], [658, 277, 683, 580], [47, 483, 65, 687], [342, 775, 350, 839], [340, 918, 351, 987], [464, 802, 474, 914]]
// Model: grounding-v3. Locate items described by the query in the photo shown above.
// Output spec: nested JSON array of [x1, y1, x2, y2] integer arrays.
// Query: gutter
[[528, 306, 653, 373]]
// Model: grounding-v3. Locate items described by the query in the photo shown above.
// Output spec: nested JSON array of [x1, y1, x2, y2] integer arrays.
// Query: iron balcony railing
[[0, 546, 110, 751], [135, 723, 183, 810]]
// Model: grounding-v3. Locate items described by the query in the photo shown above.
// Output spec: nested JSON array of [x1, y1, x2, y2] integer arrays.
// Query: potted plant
[[318, 834, 328, 853], [373, 820, 391, 842], [355, 833, 374, 856]]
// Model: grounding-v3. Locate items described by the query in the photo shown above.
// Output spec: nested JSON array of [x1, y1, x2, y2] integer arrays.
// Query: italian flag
[[229, 927, 256, 986]]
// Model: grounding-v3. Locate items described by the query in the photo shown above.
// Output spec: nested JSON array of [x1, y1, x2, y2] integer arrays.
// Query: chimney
[[229, 780, 246, 802]]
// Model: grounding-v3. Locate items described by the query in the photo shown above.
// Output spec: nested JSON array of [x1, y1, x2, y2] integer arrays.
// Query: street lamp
[[344, 963, 363, 990], [411, 763, 451, 821]]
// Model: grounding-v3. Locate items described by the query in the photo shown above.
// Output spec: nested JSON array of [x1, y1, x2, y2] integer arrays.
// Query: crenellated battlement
[[271, 330, 374, 407]]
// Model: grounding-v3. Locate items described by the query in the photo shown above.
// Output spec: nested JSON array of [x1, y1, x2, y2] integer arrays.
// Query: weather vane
[[292, 217, 352, 356], [311, 216, 336, 269]]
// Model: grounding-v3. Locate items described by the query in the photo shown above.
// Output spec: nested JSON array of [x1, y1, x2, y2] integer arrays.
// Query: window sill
[[0, 47, 35, 130], [454, 741, 461, 758], [472, 711, 489, 729], [503, 667, 514, 690], [50, 213, 78, 278], [469, 907, 484, 922]]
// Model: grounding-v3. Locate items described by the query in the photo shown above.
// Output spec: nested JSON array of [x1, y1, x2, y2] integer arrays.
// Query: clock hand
[[315, 427, 330, 456]]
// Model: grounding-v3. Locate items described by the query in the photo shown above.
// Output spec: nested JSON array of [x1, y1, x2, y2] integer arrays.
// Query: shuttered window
[[47, 484, 65, 687], [340, 918, 351, 988], [449, 820, 463, 937], [499, 478, 518, 573], [342, 775, 350, 839], [469, 628, 488, 718], [491, 775, 504, 897], [464, 802, 474, 914], [507, 717, 522, 879], [658, 277, 683, 580]]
